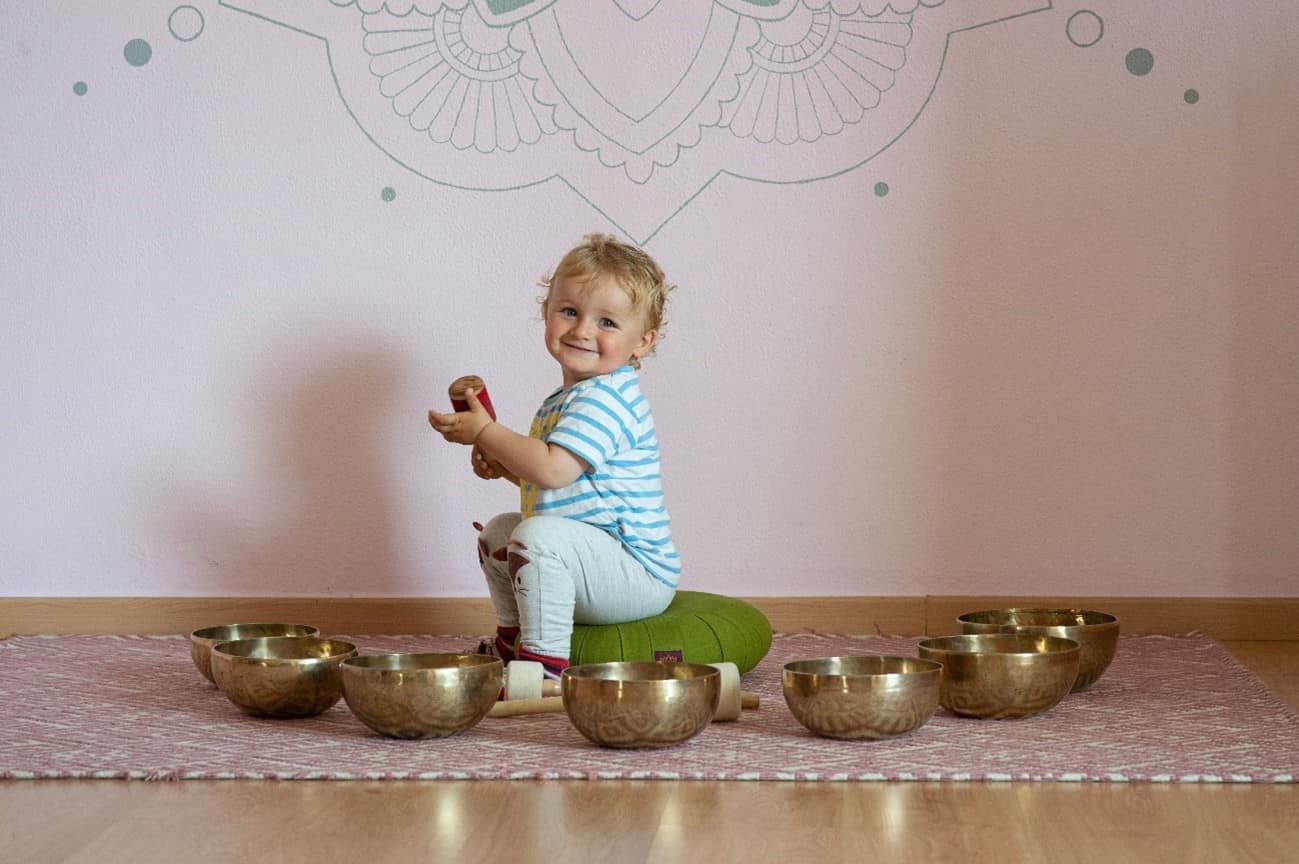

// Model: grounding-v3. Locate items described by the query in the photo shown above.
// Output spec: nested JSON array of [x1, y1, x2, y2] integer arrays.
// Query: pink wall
[[2, 1, 1295, 598]]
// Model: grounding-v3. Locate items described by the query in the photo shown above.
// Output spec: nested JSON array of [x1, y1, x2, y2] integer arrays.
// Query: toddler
[[428, 234, 679, 680]]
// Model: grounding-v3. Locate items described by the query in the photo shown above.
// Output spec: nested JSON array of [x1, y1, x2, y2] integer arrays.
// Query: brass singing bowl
[[917, 634, 1080, 720], [782, 656, 943, 740], [957, 608, 1119, 691], [189, 623, 320, 684], [341, 653, 503, 739], [210, 636, 357, 718], [561, 662, 720, 749]]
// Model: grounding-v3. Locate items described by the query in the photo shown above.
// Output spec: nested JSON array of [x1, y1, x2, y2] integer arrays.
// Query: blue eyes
[[557, 308, 619, 329]]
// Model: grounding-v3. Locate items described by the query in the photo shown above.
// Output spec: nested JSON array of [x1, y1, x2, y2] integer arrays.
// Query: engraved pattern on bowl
[[917, 634, 1080, 720], [782, 656, 942, 740], [957, 608, 1119, 691], [341, 653, 503, 739], [189, 623, 320, 684], [561, 662, 720, 749], [209, 636, 357, 718]]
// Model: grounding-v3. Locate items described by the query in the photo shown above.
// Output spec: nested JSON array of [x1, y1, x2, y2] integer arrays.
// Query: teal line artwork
[[217, 0, 1055, 243], [381, 187, 397, 202], [73, 81, 88, 96], [1184, 89, 1200, 105], [1065, 10, 1102, 48], [169, 6, 206, 42]]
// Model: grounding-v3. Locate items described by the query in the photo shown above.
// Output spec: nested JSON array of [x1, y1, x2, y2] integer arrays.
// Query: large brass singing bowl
[[189, 623, 320, 684], [210, 636, 357, 718], [561, 662, 720, 749], [958, 608, 1119, 691], [341, 653, 503, 739], [782, 656, 942, 740], [917, 634, 1080, 720]]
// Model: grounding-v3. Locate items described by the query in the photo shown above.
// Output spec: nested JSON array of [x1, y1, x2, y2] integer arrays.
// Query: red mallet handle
[[448, 375, 497, 421]]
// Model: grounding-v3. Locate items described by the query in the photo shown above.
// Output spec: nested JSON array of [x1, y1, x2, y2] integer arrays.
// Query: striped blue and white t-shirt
[[519, 365, 680, 588]]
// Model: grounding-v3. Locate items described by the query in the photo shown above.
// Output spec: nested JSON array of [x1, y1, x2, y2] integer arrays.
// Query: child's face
[[544, 273, 656, 387]]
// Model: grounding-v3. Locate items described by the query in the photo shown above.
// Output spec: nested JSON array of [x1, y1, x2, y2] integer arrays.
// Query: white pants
[[477, 513, 676, 659]]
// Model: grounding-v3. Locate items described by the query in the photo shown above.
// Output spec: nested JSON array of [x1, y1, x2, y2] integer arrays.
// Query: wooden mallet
[[487, 661, 759, 720]]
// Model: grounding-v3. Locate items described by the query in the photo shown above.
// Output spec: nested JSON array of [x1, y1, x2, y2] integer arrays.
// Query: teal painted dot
[[873, 182, 889, 198], [124, 39, 153, 67], [1184, 89, 1200, 104], [381, 187, 397, 202], [1125, 48, 1154, 76], [73, 81, 88, 96]]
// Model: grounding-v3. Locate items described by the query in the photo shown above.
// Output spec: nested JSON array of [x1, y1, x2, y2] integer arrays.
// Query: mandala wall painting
[[222, 0, 1052, 241]]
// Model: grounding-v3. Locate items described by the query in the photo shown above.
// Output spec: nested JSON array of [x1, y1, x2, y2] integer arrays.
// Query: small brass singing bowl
[[957, 608, 1119, 691], [341, 653, 503, 739], [209, 636, 357, 718], [917, 634, 1080, 720], [561, 662, 720, 749], [189, 623, 320, 684], [956, 610, 1117, 691], [782, 656, 943, 740]]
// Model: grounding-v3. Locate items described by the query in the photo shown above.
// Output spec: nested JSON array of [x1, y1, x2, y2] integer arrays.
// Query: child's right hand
[[472, 444, 516, 484]]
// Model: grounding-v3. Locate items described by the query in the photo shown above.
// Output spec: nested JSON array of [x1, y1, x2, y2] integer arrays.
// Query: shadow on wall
[[162, 339, 415, 595]]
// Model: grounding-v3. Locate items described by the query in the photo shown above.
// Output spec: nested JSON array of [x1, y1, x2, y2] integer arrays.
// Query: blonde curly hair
[[539, 234, 674, 367]]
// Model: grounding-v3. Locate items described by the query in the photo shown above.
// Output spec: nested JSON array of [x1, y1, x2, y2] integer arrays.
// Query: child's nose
[[574, 316, 596, 337]]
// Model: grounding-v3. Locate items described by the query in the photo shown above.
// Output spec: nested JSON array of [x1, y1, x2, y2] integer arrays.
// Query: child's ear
[[633, 329, 657, 360]]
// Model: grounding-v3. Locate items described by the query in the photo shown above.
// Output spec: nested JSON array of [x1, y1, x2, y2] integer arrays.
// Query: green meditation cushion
[[569, 591, 772, 674]]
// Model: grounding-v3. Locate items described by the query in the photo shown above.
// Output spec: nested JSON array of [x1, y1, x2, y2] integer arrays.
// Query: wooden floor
[[3, 641, 1296, 864]]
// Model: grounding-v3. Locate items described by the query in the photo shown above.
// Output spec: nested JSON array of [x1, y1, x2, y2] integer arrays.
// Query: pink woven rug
[[2, 633, 1295, 782]]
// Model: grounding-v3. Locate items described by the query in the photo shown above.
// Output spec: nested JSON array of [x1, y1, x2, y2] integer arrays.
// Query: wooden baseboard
[[0, 597, 498, 639], [2, 595, 1296, 640]]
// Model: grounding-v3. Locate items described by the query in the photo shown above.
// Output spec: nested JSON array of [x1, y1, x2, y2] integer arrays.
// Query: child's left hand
[[428, 388, 493, 445]]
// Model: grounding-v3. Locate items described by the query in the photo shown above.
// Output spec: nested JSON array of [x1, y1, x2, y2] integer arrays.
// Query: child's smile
[[544, 274, 655, 387]]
